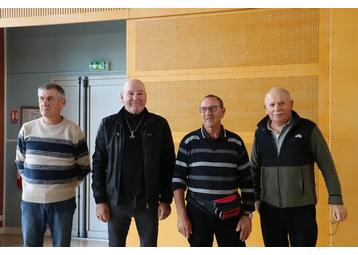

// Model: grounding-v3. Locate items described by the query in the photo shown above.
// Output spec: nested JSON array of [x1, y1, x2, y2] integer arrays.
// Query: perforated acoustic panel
[[146, 75, 319, 132], [133, 8, 324, 205], [134, 8, 320, 71], [146, 76, 320, 200]]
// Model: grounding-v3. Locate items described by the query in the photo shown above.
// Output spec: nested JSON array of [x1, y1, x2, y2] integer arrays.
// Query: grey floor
[[0, 234, 108, 247]]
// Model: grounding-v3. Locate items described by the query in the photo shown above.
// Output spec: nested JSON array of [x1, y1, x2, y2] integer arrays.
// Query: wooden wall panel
[[0, 8, 125, 18], [145, 76, 321, 134], [330, 8, 358, 247], [127, 8, 338, 246], [0, 8, 237, 28], [128, 8, 328, 78], [330, 140, 358, 246], [129, 8, 241, 19], [134, 9, 320, 71], [0, 8, 130, 27]]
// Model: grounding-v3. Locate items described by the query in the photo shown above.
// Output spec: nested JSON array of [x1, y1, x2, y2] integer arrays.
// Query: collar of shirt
[[200, 125, 226, 140]]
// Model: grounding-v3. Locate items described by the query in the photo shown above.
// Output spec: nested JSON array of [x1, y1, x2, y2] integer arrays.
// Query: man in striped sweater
[[172, 94, 255, 247], [15, 83, 90, 247]]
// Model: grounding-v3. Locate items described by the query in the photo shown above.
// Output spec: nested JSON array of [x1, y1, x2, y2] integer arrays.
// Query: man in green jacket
[[250, 87, 348, 247]]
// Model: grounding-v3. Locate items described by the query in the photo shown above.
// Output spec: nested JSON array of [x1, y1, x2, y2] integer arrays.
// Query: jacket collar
[[112, 106, 150, 124]]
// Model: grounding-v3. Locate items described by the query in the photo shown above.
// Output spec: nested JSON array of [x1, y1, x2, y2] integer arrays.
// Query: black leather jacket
[[91, 107, 176, 206]]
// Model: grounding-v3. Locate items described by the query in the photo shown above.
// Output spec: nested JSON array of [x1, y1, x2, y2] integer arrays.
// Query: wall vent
[[0, 8, 127, 19]]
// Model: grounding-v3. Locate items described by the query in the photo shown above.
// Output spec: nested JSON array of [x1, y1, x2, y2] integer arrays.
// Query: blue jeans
[[21, 197, 76, 247], [108, 195, 159, 247]]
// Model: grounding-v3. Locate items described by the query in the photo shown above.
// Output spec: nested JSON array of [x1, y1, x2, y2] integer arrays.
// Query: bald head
[[121, 79, 147, 114], [265, 87, 291, 105], [264, 87, 293, 128], [123, 79, 146, 93]]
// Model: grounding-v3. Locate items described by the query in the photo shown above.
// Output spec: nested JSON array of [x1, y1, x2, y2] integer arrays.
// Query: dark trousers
[[186, 201, 246, 247], [108, 195, 159, 247], [259, 201, 318, 247]]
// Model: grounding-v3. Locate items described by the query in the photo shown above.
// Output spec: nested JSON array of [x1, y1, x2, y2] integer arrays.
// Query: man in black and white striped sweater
[[172, 94, 255, 247], [15, 83, 90, 247]]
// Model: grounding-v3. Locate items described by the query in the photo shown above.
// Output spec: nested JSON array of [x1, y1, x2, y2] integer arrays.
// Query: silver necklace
[[124, 114, 144, 139]]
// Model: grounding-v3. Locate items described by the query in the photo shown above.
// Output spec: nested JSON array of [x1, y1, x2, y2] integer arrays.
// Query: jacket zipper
[[114, 128, 123, 206], [142, 123, 150, 209], [277, 152, 281, 208]]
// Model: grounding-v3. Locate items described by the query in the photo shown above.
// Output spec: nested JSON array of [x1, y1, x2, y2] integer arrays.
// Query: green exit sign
[[89, 61, 110, 71]]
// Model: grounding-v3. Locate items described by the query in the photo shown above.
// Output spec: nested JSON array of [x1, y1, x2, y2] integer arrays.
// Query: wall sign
[[10, 110, 18, 124], [21, 107, 42, 126], [89, 61, 110, 71]]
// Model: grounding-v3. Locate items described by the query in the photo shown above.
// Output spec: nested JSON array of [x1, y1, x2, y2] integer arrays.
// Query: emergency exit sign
[[89, 61, 110, 71]]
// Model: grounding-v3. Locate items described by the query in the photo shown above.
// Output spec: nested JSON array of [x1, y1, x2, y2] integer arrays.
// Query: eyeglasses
[[329, 221, 340, 236], [199, 105, 221, 113]]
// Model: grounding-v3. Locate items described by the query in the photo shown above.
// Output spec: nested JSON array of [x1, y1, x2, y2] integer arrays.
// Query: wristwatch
[[242, 212, 253, 219]]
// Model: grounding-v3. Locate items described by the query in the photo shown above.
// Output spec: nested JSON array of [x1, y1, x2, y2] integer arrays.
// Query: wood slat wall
[[0, 8, 130, 27], [0, 8, 238, 28], [0, 8, 126, 19]]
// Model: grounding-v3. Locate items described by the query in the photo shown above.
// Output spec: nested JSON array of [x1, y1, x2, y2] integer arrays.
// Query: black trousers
[[186, 201, 246, 247], [108, 195, 159, 247], [259, 201, 318, 247]]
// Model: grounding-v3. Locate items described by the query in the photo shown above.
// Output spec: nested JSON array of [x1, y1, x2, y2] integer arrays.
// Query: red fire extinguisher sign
[[11, 110, 19, 123]]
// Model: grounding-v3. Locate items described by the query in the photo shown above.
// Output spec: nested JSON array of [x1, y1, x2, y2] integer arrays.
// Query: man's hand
[[331, 205, 348, 222], [158, 203, 171, 220], [173, 189, 192, 239], [236, 214, 252, 242], [96, 203, 110, 222], [177, 213, 193, 239]]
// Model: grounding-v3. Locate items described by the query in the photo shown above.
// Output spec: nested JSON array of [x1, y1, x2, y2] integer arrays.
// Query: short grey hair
[[38, 83, 66, 100], [201, 94, 224, 107]]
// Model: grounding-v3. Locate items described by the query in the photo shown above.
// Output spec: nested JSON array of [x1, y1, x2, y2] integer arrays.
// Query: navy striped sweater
[[172, 126, 255, 211], [15, 117, 91, 203]]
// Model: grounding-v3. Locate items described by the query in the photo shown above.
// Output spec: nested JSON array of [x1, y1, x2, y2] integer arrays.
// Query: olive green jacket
[[250, 111, 344, 208]]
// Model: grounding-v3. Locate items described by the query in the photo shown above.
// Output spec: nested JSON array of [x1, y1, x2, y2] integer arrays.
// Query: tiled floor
[[0, 234, 108, 247]]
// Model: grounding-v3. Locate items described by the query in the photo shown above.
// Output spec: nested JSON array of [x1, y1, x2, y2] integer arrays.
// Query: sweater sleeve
[[237, 139, 255, 212], [74, 135, 91, 182], [310, 126, 343, 205], [171, 137, 189, 192], [158, 118, 176, 204], [250, 134, 262, 200], [15, 127, 26, 176], [91, 119, 109, 204]]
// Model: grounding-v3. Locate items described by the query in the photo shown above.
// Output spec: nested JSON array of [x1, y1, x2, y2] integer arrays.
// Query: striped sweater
[[15, 116, 91, 203], [172, 126, 255, 212]]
